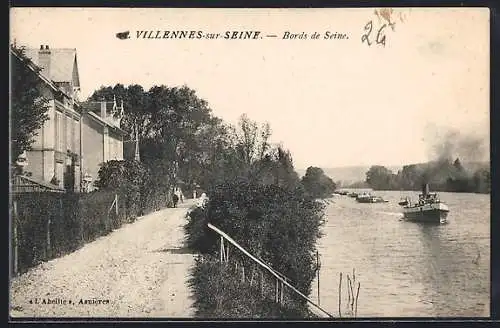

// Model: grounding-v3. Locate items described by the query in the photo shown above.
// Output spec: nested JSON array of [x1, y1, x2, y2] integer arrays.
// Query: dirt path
[[10, 201, 196, 318]]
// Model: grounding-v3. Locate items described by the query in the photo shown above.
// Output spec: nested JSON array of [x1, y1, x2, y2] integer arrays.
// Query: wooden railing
[[207, 223, 334, 318]]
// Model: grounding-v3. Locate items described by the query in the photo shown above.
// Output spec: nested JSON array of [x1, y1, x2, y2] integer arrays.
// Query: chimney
[[38, 45, 51, 78], [100, 100, 107, 119]]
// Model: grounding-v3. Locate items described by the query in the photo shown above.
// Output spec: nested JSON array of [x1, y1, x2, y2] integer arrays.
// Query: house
[[80, 99, 126, 191], [14, 45, 82, 191], [13, 44, 126, 192]]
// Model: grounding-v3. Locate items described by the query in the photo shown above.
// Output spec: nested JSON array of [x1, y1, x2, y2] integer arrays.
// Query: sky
[[10, 8, 490, 170]]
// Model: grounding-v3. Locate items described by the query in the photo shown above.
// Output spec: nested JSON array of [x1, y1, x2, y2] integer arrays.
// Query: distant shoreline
[[334, 188, 490, 195]]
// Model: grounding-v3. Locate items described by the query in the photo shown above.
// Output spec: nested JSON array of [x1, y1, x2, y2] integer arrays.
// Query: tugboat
[[400, 184, 449, 223]]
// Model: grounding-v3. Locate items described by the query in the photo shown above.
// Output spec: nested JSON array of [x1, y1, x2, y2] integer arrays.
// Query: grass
[[188, 255, 317, 319]]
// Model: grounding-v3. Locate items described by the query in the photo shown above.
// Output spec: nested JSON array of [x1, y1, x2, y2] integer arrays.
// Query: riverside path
[[10, 200, 196, 318]]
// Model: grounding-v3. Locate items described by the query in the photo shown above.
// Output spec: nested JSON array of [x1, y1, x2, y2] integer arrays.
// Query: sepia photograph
[[9, 7, 490, 319]]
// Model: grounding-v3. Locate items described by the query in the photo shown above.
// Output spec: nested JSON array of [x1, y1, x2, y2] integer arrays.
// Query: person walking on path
[[175, 187, 184, 203]]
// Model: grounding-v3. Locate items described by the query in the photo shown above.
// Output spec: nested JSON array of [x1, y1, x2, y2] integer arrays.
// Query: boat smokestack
[[422, 183, 429, 197]]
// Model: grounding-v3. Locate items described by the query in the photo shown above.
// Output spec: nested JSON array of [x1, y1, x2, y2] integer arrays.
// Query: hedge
[[11, 188, 167, 275], [184, 180, 325, 318]]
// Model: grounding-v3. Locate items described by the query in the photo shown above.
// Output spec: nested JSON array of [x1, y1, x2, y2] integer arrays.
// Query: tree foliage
[[94, 159, 151, 218], [365, 159, 490, 193], [300, 167, 336, 199], [89, 84, 215, 191], [10, 45, 51, 165], [365, 165, 400, 190]]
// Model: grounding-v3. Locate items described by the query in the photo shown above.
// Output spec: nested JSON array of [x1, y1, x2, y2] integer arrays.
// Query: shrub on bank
[[185, 206, 214, 254], [188, 256, 314, 319], [185, 180, 325, 317]]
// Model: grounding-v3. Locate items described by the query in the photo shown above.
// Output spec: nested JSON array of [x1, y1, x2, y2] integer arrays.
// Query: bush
[[95, 159, 169, 217], [189, 256, 313, 319], [185, 180, 324, 317], [185, 206, 213, 253]]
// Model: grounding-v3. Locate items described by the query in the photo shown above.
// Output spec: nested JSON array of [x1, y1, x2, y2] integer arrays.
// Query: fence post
[[12, 199, 18, 276], [46, 217, 51, 259], [115, 194, 119, 216], [46, 199, 59, 259], [275, 278, 279, 303], [260, 270, 264, 297], [78, 194, 84, 245], [317, 250, 320, 305], [280, 281, 284, 304], [220, 236, 224, 263]]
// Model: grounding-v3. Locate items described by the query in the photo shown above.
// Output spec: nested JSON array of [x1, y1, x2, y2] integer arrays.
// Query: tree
[[365, 165, 398, 190], [258, 144, 301, 190], [140, 85, 213, 189], [89, 84, 215, 194], [233, 113, 271, 166], [10, 45, 50, 168], [199, 114, 274, 189], [473, 168, 490, 194], [301, 166, 336, 198]]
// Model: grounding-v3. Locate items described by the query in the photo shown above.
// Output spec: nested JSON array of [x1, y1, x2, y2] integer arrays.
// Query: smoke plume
[[425, 124, 489, 165], [422, 124, 489, 183]]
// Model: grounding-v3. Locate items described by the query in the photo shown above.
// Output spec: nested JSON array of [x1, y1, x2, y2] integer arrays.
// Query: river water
[[310, 190, 490, 317]]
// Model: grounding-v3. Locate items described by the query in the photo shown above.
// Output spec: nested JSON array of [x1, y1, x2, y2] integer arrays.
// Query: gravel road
[[10, 201, 196, 318]]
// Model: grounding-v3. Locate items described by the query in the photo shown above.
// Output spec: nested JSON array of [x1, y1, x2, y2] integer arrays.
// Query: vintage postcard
[[9, 7, 490, 320]]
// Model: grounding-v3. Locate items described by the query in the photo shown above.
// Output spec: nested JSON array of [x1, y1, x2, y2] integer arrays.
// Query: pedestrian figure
[[193, 190, 197, 199], [175, 187, 184, 203], [173, 193, 179, 208], [197, 192, 209, 208]]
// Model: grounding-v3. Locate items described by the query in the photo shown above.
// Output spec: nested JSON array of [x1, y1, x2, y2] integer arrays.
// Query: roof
[[81, 101, 117, 113], [86, 111, 127, 136], [11, 48, 62, 95], [12, 175, 65, 193], [24, 47, 80, 87]]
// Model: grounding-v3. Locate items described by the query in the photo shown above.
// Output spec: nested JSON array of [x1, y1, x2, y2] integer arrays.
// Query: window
[[55, 112, 63, 151], [74, 120, 80, 156], [113, 138, 117, 159], [67, 115, 73, 152]]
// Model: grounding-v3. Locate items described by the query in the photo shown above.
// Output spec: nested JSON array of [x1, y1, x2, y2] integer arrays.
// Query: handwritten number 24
[[361, 21, 386, 47]]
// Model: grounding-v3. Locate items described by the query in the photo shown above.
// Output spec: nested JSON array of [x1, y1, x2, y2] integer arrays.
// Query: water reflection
[[414, 220, 487, 316]]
